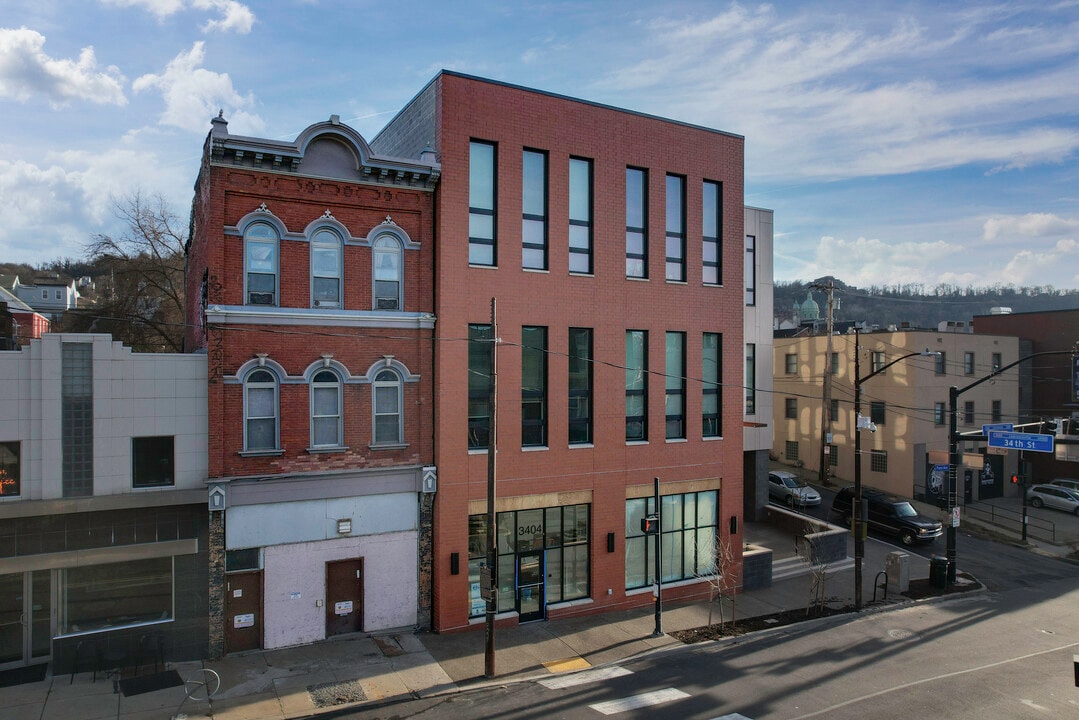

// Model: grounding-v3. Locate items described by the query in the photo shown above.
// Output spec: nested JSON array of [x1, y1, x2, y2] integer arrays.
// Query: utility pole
[[484, 298, 498, 678], [810, 281, 836, 487]]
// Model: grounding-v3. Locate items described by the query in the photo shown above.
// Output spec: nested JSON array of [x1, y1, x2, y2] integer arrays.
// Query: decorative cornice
[[205, 304, 436, 330]]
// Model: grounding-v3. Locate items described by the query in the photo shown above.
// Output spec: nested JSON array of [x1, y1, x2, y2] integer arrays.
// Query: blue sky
[[2, 0, 1078, 289]]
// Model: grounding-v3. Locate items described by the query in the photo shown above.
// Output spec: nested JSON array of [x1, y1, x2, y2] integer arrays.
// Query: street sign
[[982, 423, 1013, 435], [987, 431, 1054, 453], [951, 507, 961, 528]]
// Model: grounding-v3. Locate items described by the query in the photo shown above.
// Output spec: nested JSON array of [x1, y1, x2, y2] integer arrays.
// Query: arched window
[[245, 223, 279, 305], [373, 369, 402, 444], [310, 369, 343, 448], [311, 228, 342, 307], [373, 236, 402, 310], [244, 369, 279, 451]]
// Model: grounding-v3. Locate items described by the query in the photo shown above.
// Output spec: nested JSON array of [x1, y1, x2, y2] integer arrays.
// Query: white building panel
[[262, 531, 418, 648], [226, 492, 417, 549]]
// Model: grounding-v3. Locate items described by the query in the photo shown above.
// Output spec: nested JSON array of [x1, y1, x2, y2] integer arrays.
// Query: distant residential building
[[4, 274, 80, 321], [973, 309, 1079, 478], [0, 333, 208, 673], [187, 112, 439, 656], [0, 286, 50, 346], [772, 329, 1021, 503]]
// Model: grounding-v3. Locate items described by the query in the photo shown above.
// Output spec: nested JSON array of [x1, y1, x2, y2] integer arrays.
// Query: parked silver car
[[1049, 478, 1079, 493], [768, 471, 821, 508], [1026, 484, 1079, 515]]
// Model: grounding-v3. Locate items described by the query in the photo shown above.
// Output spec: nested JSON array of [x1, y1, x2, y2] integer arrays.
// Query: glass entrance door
[[0, 571, 52, 670], [516, 552, 545, 622]]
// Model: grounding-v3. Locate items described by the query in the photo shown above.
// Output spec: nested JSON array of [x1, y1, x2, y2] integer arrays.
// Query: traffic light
[[640, 515, 659, 534], [1011, 474, 1019, 485]]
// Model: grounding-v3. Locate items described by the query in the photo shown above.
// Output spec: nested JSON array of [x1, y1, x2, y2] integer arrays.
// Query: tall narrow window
[[62, 343, 93, 497], [785, 398, 797, 419], [568, 328, 593, 444], [569, 157, 593, 274], [665, 331, 686, 439], [871, 351, 885, 373], [702, 181, 721, 284], [522, 326, 547, 447], [468, 324, 493, 449], [991, 352, 1002, 371], [745, 343, 756, 415], [964, 401, 975, 425], [934, 402, 946, 425], [522, 150, 547, 270], [665, 175, 685, 281], [373, 369, 403, 445], [310, 369, 342, 448], [311, 228, 342, 307], [244, 368, 279, 452], [373, 236, 403, 309], [625, 330, 647, 441], [745, 234, 756, 305], [964, 352, 975, 375], [871, 400, 887, 425], [245, 222, 278, 305], [626, 167, 648, 278], [702, 332, 721, 437], [829, 399, 839, 422], [469, 141, 496, 266], [0, 441, 20, 497], [991, 399, 1002, 422], [935, 352, 947, 375], [830, 352, 840, 375]]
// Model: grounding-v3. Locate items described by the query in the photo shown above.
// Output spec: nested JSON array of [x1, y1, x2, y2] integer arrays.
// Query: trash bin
[[929, 556, 949, 589]]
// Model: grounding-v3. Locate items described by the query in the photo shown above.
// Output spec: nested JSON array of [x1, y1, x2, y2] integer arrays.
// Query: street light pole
[[946, 349, 1076, 587], [852, 332, 939, 610]]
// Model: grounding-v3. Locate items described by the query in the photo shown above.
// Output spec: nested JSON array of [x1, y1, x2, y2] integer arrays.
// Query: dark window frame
[[702, 180, 722, 285], [469, 140, 497, 267], [625, 330, 648, 442], [626, 167, 648, 278], [665, 331, 686, 439], [665, 174, 686, 282], [468, 324, 494, 449], [568, 157, 594, 274], [522, 148, 548, 271], [521, 326, 548, 447], [0, 440, 20, 497], [568, 327, 593, 445], [132, 436, 175, 488]]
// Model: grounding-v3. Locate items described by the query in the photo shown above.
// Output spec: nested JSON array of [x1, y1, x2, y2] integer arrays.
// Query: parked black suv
[[831, 485, 943, 546]]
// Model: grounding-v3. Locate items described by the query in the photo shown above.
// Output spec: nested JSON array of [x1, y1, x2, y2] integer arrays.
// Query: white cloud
[[999, 238, 1079, 284], [132, 41, 263, 133], [101, 0, 255, 33], [0, 27, 126, 106], [0, 149, 161, 262], [195, 0, 255, 34], [983, 213, 1079, 240], [595, 4, 1079, 181], [796, 235, 962, 287]]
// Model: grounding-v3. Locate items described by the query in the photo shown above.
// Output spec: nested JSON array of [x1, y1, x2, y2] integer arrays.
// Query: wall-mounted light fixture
[[337, 518, 352, 535]]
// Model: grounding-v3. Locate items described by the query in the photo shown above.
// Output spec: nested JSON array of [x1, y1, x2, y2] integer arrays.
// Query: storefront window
[[625, 490, 717, 590], [60, 557, 172, 634], [468, 504, 590, 617]]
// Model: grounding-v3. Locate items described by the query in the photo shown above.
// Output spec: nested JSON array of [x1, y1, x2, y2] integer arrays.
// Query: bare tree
[[696, 534, 739, 628], [65, 192, 187, 352], [795, 525, 832, 616]]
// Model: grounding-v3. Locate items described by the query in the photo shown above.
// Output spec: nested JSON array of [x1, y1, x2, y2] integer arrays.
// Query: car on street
[[1027, 484, 1079, 515], [768, 471, 822, 508], [831, 485, 943, 546], [1049, 478, 1079, 493]]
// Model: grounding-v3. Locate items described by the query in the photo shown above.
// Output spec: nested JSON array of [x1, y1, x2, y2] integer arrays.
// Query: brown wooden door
[[325, 559, 363, 637], [224, 571, 262, 653]]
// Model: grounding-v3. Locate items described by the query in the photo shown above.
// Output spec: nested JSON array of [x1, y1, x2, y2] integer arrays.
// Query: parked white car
[[768, 471, 821, 508], [1049, 478, 1079, 493], [1027, 484, 1079, 515]]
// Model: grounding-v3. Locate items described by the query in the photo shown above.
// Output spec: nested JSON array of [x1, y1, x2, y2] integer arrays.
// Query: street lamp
[[946, 348, 1077, 587], [852, 329, 940, 610]]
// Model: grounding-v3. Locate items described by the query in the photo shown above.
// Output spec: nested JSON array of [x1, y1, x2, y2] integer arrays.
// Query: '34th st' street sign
[[987, 431, 1054, 453]]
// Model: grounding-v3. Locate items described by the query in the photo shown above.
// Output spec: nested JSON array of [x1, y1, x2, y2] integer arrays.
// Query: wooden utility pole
[[811, 281, 836, 487]]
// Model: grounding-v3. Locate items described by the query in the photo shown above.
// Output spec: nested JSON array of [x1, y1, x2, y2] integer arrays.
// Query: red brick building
[[973, 309, 1079, 481], [373, 72, 747, 631], [187, 114, 440, 655]]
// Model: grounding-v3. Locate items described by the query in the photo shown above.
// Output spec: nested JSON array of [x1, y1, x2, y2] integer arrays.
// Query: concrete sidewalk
[[3, 522, 948, 720]]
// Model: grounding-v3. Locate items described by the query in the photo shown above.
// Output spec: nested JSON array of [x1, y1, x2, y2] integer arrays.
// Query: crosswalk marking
[[589, 688, 690, 715], [539, 666, 632, 689]]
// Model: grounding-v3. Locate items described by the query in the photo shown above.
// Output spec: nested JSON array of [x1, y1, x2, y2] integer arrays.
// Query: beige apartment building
[[772, 328, 1021, 504]]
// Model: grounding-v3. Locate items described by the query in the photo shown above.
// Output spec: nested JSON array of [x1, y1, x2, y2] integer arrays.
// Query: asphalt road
[[329, 573, 1079, 720], [326, 492, 1079, 720]]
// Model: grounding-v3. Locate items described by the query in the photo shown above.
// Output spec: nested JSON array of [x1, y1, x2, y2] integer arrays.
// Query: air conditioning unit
[[248, 292, 274, 305], [376, 297, 399, 310]]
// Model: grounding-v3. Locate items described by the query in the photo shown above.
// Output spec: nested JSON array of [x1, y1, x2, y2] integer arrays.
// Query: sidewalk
[[4, 522, 942, 720]]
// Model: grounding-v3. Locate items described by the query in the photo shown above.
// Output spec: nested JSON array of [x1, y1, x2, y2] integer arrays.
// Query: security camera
[[869, 422, 877, 433]]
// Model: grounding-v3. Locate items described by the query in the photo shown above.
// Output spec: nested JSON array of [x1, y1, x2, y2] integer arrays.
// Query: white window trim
[[242, 368, 281, 454], [309, 368, 344, 450], [372, 235, 404, 311], [310, 227, 343, 308], [371, 368, 404, 447]]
